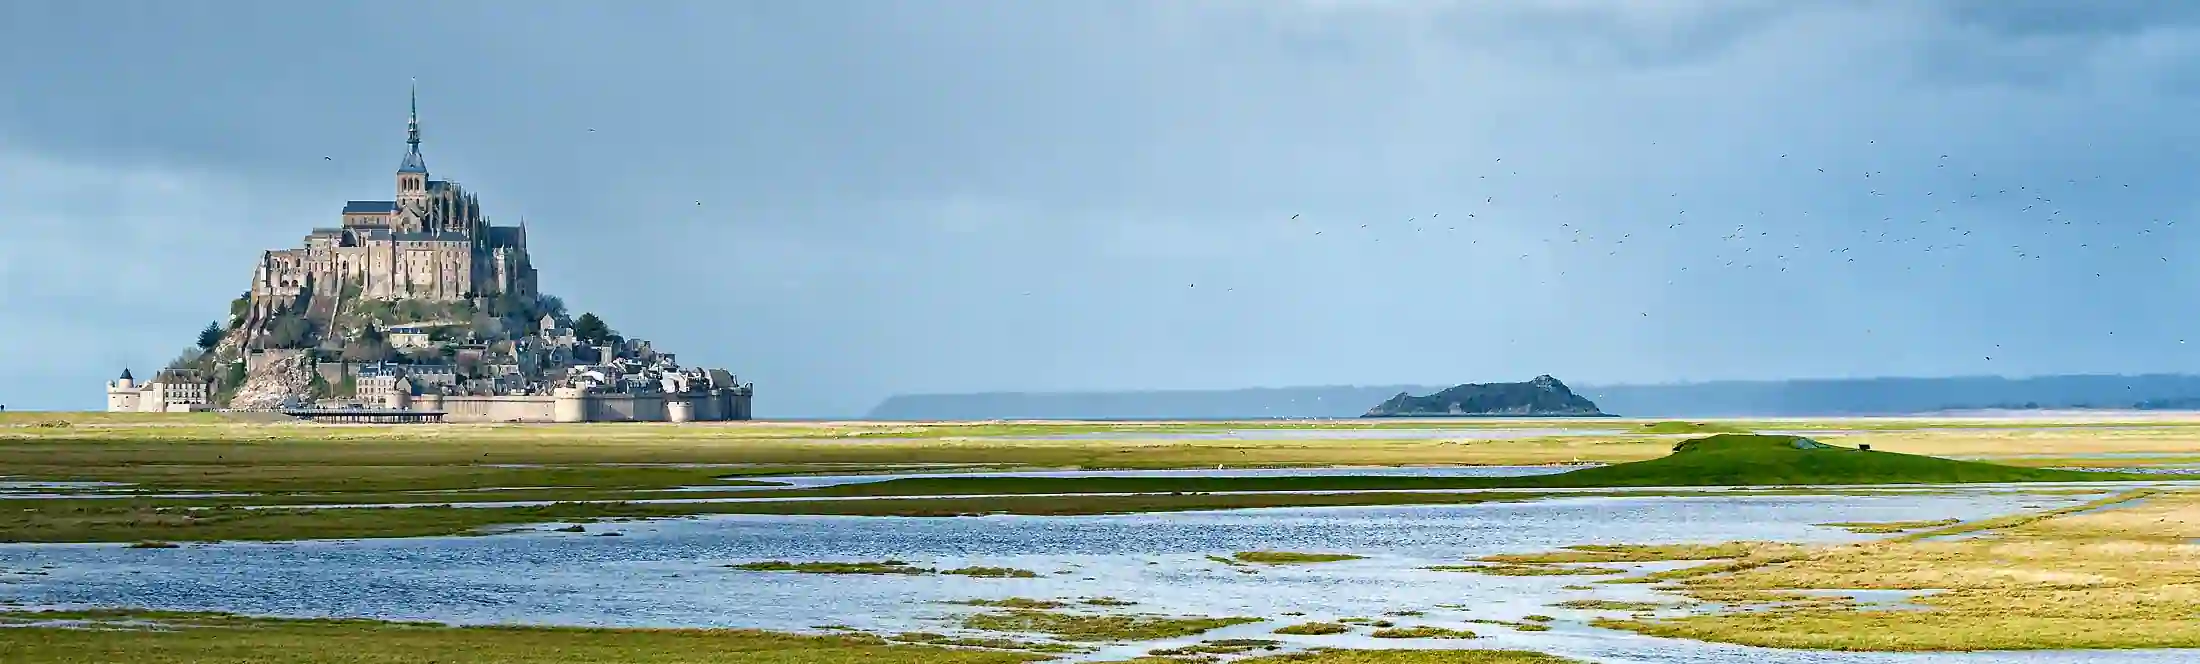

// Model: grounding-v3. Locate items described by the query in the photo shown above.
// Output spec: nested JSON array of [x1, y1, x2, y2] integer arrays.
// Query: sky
[[5, 0, 2200, 417]]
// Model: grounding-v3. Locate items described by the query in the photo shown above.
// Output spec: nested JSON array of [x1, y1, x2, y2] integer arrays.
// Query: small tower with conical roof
[[106, 369, 143, 412]]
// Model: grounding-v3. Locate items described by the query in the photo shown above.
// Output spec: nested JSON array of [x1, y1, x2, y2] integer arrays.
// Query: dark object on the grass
[[1859, 444, 1873, 451]]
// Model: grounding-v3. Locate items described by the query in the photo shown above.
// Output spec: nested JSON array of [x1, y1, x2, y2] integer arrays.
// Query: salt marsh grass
[[1601, 489, 2200, 649]]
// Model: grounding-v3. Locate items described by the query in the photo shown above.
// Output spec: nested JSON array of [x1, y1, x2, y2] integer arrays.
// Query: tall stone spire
[[398, 79, 427, 174]]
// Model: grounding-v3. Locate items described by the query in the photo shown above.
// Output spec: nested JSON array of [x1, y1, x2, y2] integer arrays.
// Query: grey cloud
[[1936, 0, 2200, 38], [5, 2, 2200, 414]]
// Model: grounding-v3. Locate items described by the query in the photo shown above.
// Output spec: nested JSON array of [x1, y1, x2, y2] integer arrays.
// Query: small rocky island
[[1362, 375, 1612, 418]]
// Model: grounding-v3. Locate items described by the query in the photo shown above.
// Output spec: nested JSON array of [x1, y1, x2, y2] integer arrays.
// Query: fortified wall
[[390, 385, 753, 423]]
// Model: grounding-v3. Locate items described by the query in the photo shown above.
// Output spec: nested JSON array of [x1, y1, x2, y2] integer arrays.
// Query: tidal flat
[[5, 491, 2177, 663], [9, 415, 2200, 662], [1596, 489, 2200, 651]]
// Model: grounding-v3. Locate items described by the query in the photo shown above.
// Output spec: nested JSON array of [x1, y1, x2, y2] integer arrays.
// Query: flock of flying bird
[[1164, 146, 2184, 362], [322, 131, 2179, 361]]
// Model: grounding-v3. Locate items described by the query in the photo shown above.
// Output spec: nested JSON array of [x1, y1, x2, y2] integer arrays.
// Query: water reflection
[[3, 492, 2183, 663]]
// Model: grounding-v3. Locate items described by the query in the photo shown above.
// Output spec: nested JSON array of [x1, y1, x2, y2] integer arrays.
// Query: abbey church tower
[[394, 82, 430, 235]]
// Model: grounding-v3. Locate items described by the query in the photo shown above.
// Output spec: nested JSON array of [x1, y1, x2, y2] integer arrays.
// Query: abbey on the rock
[[106, 84, 754, 423], [248, 85, 537, 308]]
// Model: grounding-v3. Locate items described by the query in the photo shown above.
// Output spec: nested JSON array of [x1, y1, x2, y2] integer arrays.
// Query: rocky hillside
[[226, 351, 319, 411], [1362, 375, 1611, 417]]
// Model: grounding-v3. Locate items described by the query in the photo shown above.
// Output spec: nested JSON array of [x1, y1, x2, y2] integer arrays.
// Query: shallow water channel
[[3, 491, 2189, 663], [986, 427, 1618, 441]]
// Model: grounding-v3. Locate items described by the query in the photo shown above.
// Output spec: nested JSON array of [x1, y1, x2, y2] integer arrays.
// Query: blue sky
[[5, 1, 2200, 417]]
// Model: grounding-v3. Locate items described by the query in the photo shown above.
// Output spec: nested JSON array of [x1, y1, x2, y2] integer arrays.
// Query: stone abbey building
[[248, 88, 538, 309], [106, 86, 753, 423]]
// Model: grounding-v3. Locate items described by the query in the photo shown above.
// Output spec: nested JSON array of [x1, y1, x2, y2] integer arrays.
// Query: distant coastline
[[867, 373, 2200, 421]]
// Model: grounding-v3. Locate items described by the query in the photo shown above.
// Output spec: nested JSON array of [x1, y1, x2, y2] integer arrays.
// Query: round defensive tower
[[105, 369, 141, 412], [666, 396, 695, 423], [552, 386, 589, 423], [383, 377, 413, 411]]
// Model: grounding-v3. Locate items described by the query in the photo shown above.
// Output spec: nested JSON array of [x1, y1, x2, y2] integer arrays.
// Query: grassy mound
[[1530, 434, 2120, 487], [1231, 551, 1365, 564], [765, 434, 2133, 502], [1634, 421, 1752, 434]]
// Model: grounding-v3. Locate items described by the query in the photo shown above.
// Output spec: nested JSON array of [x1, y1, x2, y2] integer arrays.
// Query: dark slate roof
[[486, 226, 525, 248], [307, 228, 344, 237], [398, 149, 427, 174], [119, 368, 134, 381], [343, 201, 396, 214], [428, 180, 449, 191], [390, 232, 469, 243]]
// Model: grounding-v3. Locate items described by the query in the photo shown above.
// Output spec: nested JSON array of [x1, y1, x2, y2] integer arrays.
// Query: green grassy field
[[0, 610, 1048, 664], [1556, 489, 2200, 650], [5, 414, 2194, 503], [0, 433, 2156, 542], [3, 411, 2186, 543], [6, 414, 2192, 657], [0, 608, 1585, 663], [1, 490, 1610, 542]]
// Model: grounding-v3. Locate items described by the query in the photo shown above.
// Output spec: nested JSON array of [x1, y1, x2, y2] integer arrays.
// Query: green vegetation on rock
[[1549, 600, 1678, 612], [0, 610, 1044, 664], [1367, 626, 1478, 639], [1479, 542, 1800, 565], [1272, 622, 1352, 635], [785, 434, 2131, 498], [1361, 375, 1606, 418], [1528, 434, 2124, 487], [952, 598, 1070, 610], [1116, 650, 1583, 664], [1231, 551, 1366, 565], [1814, 518, 1963, 534], [1426, 563, 1624, 576], [960, 611, 1260, 642], [728, 560, 932, 575], [886, 632, 1080, 653], [1634, 421, 1751, 434], [943, 566, 1041, 578], [1147, 638, 1284, 656]]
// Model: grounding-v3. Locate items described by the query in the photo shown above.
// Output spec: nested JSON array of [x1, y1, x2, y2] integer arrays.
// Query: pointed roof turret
[[398, 79, 428, 174], [118, 368, 134, 381]]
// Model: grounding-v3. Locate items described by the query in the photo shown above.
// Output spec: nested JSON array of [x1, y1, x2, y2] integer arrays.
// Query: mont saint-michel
[[102, 89, 753, 423]]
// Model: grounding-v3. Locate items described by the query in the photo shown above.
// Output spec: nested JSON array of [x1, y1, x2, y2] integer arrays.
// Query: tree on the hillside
[[167, 347, 204, 371], [572, 312, 614, 344], [470, 312, 507, 339], [395, 300, 429, 322], [341, 338, 393, 363], [537, 294, 567, 319], [228, 294, 252, 327], [455, 353, 484, 380], [196, 322, 224, 350], [266, 314, 313, 348]]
